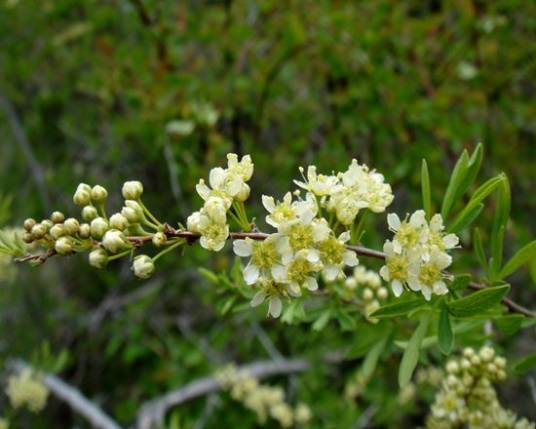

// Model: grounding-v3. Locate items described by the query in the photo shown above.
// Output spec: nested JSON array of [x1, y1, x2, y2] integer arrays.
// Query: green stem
[[138, 199, 163, 228], [352, 210, 368, 244], [152, 239, 185, 262], [108, 249, 133, 261], [97, 202, 108, 220]]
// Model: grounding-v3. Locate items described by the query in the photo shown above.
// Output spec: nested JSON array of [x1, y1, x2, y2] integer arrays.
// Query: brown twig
[[14, 225, 535, 318]]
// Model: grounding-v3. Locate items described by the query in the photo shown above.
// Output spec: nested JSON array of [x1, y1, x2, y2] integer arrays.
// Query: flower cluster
[[426, 347, 534, 429], [6, 368, 49, 413], [344, 266, 389, 322], [380, 211, 459, 300], [216, 365, 311, 427], [295, 160, 393, 225], [188, 154, 254, 251]]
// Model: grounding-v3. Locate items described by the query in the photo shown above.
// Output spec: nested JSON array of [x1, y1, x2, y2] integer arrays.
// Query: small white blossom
[[294, 165, 339, 196]]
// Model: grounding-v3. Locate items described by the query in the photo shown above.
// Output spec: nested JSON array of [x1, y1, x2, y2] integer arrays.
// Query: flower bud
[[82, 205, 98, 221], [102, 229, 129, 254], [121, 200, 144, 223], [90, 217, 109, 239], [234, 183, 251, 202], [63, 218, 80, 235], [55, 237, 73, 255], [23, 218, 36, 232], [76, 183, 92, 193], [41, 220, 53, 230], [152, 232, 167, 247], [109, 213, 129, 231], [50, 224, 65, 240], [479, 346, 494, 362], [79, 223, 91, 239], [187, 211, 202, 233], [122, 181, 144, 200], [31, 223, 47, 240], [89, 248, 108, 269], [470, 355, 481, 366], [22, 231, 34, 243], [377, 287, 388, 300], [362, 288, 374, 301], [344, 277, 357, 290], [132, 255, 155, 279], [73, 189, 91, 206], [50, 211, 65, 224], [446, 361, 459, 374], [91, 185, 108, 202]]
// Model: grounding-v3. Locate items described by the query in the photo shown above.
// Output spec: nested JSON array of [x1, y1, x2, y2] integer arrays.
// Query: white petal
[[233, 239, 253, 257], [387, 213, 401, 231], [250, 291, 266, 307], [312, 223, 330, 241], [209, 167, 227, 188], [391, 279, 403, 297], [379, 265, 390, 281], [243, 263, 260, 285], [323, 266, 339, 281], [269, 297, 282, 317], [392, 240, 402, 254], [283, 192, 292, 204], [338, 231, 351, 243], [305, 277, 318, 291], [288, 282, 301, 296], [443, 234, 459, 249], [410, 210, 426, 228], [430, 214, 444, 232], [306, 249, 320, 263], [407, 276, 421, 291], [271, 265, 287, 282], [433, 281, 448, 295], [343, 251, 359, 267], [383, 240, 394, 256], [261, 195, 275, 213], [300, 209, 315, 224], [421, 286, 432, 301], [195, 182, 211, 200], [434, 251, 452, 270]]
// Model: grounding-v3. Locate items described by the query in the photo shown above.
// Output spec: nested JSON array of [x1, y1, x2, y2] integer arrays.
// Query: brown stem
[[14, 225, 535, 318]]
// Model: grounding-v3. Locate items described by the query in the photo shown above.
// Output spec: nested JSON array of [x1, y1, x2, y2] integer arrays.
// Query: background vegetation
[[0, 0, 534, 427]]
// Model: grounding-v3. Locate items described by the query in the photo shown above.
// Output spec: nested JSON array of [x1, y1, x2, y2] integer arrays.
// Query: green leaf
[[499, 241, 536, 279], [441, 150, 469, 219], [336, 309, 357, 331], [346, 323, 391, 358], [398, 313, 430, 388], [438, 303, 454, 354], [512, 353, 536, 375], [369, 298, 428, 319], [454, 143, 484, 207], [449, 274, 472, 291], [312, 309, 332, 331], [362, 337, 388, 379], [421, 159, 432, 219], [448, 174, 505, 233], [447, 284, 510, 318], [494, 314, 525, 336], [490, 176, 510, 278], [198, 268, 219, 284], [448, 203, 484, 234], [281, 300, 305, 324], [473, 228, 487, 270]]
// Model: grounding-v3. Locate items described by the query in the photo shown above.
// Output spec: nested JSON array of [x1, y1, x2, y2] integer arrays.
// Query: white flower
[[294, 166, 339, 196], [262, 192, 315, 228], [250, 278, 289, 318], [317, 231, 359, 281], [187, 211, 202, 233], [275, 250, 322, 295], [423, 213, 460, 253], [122, 180, 144, 200], [197, 213, 229, 252], [387, 210, 426, 253], [6, 369, 49, 413], [102, 229, 129, 254], [132, 255, 155, 279], [202, 196, 228, 225], [227, 153, 254, 181], [408, 249, 452, 300], [89, 248, 108, 269], [233, 235, 292, 285], [379, 240, 412, 297], [109, 213, 129, 231], [276, 213, 330, 262]]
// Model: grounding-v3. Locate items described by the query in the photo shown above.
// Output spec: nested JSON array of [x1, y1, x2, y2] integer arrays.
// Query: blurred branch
[[135, 353, 343, 429], [6, 359, 122, 429], [0, 90, 51, 211]]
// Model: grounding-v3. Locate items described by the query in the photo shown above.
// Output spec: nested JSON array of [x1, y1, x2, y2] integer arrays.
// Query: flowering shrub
[[1, 145, 535, 427]]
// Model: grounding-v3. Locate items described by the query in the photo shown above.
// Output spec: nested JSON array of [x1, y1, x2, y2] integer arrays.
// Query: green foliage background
[[0, 0, 534, 427]]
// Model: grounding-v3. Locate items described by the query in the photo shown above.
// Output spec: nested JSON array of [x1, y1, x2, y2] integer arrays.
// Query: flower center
[[387, 255, 408, 280], [288, 224, 314, 251], [251, 241, 279, 269], [317, 237, 345, 265], [272, 205, 295, 223], [287, 258, 313, 284], [395, 223, 420, 247], [418, 263, 441, 286]]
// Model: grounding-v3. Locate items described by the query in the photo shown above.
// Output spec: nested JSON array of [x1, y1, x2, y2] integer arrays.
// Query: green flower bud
[[41, 219, 53, 230], [234, 183, 251, 202], [73, 189, 91, 206], [377, 287, 388, 300], [152, 232, 167, 247], [109, 213, 129, 231], [22, 231, 34, 243], [89, 248, 108, 269], [50, 211, 65, 224], [79, 223, 91, 239], [132, 255, 155, 279], [82, 205, 98, 221], [76, 183, 92, 193], [90, 217, 109, 239], [362, 288, 374, 301], [23, 218, 36, 232], [31, 223, 48, 240], [91, 185, 108, 202], [55, 237, 73, 255], [122, 200, 144, 223], [63, 218, 80, 235], [122, 181, 144, 200], [50, 224, 66, 240], [102, 229, 129, 254]]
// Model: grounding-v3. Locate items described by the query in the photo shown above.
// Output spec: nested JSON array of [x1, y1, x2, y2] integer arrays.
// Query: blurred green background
[[0, 0, 535, 427]]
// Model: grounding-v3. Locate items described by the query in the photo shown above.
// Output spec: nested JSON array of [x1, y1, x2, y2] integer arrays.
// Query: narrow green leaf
[[441, 150, 469, 219], [447, 284, 510, 317], [312, 309, 332, 331], [512, 353, 536, 375], [398, 314, 430, 388], [453, 143, 484, 205], [449, 274, 472, 291], [198, 268, 219, 284], [337, 309, 357, 331], [369, 298, 428, 319], [362, 337, 388, 379], [421, 159, 432, 219], [494, 314, 525, 336], [447, 203, 484, 234], [499, 241, 536, 279], [438, 303, 454, 354], [448, 175, 505, 233], [473, 228, 487, 270], [490, 176, 510, 278]]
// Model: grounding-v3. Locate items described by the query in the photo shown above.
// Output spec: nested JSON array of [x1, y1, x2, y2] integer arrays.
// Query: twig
[[6, 359, 122, 429], [0, 90, 51, 212], [14, 225, 536, 318]]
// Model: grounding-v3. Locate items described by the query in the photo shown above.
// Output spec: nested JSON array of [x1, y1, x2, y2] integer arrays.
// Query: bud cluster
[[5, 368, 49, 413], [216, 365, 311, 427], [343, 266, 389, 322], [426, 347, 534, 429]]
